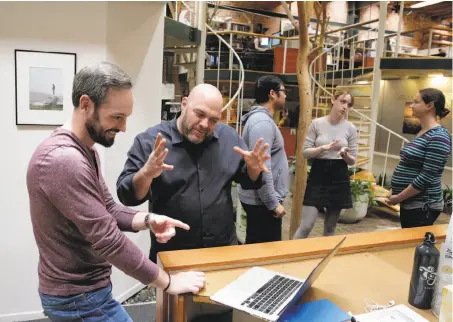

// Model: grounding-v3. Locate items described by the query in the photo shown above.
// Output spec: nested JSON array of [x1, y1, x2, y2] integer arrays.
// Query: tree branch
[[281, 1, 299, 30]]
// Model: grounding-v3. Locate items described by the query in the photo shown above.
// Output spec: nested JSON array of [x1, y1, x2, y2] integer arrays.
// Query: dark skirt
[[303, 159, 352, 209]]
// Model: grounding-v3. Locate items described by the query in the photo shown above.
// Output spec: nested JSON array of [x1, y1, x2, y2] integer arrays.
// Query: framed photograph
[[15, 50, 76, 126], [402, 102, 421, 135]]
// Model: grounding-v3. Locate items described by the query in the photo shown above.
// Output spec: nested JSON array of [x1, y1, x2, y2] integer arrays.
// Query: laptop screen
[[280, 237, 347, 314]]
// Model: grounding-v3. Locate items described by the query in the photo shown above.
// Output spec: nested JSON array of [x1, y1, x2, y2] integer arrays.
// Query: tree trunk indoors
[[289, 1, 314, 238]]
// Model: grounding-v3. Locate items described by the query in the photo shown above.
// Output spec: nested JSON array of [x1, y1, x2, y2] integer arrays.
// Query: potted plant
[[339, 180, 375, 224], [443, 185, 452, 215]]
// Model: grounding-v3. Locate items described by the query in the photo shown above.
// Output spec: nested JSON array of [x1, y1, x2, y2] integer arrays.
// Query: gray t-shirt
[[303, 116, 358, 159]]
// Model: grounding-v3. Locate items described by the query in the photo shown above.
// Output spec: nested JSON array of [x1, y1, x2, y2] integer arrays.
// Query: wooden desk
[[156, 225, 448, 322]]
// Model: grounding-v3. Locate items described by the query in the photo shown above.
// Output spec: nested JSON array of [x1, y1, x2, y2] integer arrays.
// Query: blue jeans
[[39, 284, 132, 322]]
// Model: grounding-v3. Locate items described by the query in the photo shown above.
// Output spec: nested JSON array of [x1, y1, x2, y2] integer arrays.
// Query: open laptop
[[210, 237, 347, 322]]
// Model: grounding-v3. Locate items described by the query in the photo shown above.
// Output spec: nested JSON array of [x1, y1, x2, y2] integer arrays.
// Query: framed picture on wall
[[15, 50, 76, 126], [402, 101, 421, 135]]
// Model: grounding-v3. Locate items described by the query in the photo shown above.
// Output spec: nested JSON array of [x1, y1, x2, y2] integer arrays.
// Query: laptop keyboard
[[240, 275, 303, 315]]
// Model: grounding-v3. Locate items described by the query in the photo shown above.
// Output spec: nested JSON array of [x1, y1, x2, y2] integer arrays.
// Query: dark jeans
[[39, 283, 132, 322], [241, 202, 282, 244], [400, 207, 441, 228]]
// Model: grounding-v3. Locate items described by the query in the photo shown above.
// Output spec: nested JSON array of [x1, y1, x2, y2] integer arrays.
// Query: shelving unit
[[208, 20, 251, 51], [419, 27, 452, 51]]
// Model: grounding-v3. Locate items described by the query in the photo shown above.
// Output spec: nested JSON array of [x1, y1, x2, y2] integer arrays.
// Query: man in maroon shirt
[[26, 62, 205, 321]]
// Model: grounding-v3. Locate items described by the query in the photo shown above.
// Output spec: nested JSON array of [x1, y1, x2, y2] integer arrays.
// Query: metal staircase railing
[[308, 25, 410, 195], [179, 1, 245, 133], [175, 3, 411, 207]]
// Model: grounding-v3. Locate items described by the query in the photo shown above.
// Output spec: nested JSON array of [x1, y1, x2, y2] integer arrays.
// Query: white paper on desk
[[354, 304, 429, 322]]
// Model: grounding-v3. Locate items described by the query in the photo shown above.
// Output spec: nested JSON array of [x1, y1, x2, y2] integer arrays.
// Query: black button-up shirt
[[117, 118, 263, 262]]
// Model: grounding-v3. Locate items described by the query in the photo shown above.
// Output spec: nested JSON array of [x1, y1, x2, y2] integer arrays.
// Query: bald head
[[178, 83, 224, 144], [187, 84, 223, 113]]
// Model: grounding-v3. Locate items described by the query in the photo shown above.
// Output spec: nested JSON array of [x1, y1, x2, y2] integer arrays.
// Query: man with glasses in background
[[238, 75, 289, 244]]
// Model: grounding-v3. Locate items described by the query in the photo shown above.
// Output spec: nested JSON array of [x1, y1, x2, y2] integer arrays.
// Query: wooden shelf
[[432, 31, 453, 37], [421, 28, 453, 37], [431, 40, 453, 46]]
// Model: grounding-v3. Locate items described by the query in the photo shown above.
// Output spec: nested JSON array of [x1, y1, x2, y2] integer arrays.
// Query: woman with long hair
[[293, 91, 358, 239], [388, 88, 452, 228]]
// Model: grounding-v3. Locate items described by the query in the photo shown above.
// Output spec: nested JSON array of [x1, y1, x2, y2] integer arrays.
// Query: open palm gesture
[[144, 133, 174, 179], [233, 138, 271, 179]]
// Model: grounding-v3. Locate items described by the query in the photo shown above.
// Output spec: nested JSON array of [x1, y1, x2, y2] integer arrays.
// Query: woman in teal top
[[388, 88, 451, 228]]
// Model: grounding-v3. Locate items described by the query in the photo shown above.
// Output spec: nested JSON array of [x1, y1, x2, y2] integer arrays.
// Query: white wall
[[376, 77, 452, 164], [105, 1, 166, 304], [372, 77, 453, 189], [0, 1, 165, 320]]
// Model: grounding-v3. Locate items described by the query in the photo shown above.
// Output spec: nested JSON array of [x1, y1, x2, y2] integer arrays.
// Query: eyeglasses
[[274, 89, 288, 94]]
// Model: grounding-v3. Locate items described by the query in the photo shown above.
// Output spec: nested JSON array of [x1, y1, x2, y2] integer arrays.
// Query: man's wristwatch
[[144, 213, 152, 229]]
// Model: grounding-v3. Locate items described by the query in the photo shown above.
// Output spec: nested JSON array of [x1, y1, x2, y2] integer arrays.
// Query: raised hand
[[143, 133, 174, 179], [149, 214, 190, 243], [233, 138, 271, 176]]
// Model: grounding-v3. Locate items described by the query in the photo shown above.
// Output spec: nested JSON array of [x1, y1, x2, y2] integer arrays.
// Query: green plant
[[350, 180, 376, 206]]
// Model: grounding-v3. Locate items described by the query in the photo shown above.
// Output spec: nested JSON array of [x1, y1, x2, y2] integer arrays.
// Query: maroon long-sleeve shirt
[[27, 128, 159, 296]]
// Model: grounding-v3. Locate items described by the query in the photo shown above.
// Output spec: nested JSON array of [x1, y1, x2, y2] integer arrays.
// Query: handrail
[[349, 108, 410, 143], [207, 30, 297, 40], [180, 1, 245, 114], [207, 18, 381, 42], [309, 33, 410, 144], [354, 25, 453, 44], [318, 18, 379, 37], [206, 24, 245, 112], [309, 33, 357, 90], [308, 21, 412, 188]]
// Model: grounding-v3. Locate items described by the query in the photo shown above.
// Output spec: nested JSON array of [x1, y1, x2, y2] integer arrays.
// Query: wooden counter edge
[[158, 224, 448, 272]]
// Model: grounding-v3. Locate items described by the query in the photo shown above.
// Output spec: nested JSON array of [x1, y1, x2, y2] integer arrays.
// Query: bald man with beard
[[117, 84, 270, 320], [117, 84, 270, 260]]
